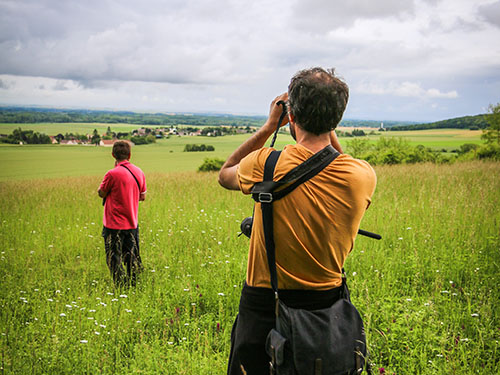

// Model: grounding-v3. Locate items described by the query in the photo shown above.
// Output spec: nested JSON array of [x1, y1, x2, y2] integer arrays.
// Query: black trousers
[[102, 226, 143, 287], [227, 283, 342, 375]]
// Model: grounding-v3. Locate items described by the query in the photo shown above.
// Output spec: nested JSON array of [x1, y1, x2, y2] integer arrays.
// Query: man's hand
[[218, 93, 288, 190], [98, 188, 107, 198], [268, 93, 289, 129]]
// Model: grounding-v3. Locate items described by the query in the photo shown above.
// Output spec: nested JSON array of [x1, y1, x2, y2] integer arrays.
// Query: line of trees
[[0, 128, 51, 144], [389, 114, 490, 131], [0, 107, 265, 128]]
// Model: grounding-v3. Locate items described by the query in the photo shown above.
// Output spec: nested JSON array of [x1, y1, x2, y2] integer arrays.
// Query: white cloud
[[356, 81, 458, 99]]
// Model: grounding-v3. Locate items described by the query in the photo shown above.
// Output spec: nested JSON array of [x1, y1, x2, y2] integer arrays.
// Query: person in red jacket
[[98, 140, 147, 287]]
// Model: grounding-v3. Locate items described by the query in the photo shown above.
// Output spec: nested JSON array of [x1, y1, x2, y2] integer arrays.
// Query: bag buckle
[[258, 192, 273, 203]]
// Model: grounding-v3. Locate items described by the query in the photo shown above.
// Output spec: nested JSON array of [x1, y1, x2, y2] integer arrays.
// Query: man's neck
[[294, 126, 331, 153]]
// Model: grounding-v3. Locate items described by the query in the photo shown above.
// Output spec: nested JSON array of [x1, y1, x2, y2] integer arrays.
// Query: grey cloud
[[478, 1, 500, 28], [53, 80, 70, 91], [0, 0, 270, 85], [291, 0, 416, 31]]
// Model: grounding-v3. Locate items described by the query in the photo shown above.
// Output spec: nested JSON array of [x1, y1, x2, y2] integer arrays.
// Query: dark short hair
[[112, 141, 131, 160], [288, 67, 349, 135]]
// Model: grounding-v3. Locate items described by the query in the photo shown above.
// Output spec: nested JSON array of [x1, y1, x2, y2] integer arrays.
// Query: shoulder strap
[[252, 145, 340, 203], [261, 150, 281, 293], [120, 164, 141, 192], [259, 146, 340, 294]]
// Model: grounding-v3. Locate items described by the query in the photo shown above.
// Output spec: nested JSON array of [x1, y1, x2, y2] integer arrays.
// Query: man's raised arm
[[218, 93, 288, 190]]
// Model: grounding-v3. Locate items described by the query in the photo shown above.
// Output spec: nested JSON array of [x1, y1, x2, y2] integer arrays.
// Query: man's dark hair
[[288, 67, 349, 135], [112, 141, 131, 160]]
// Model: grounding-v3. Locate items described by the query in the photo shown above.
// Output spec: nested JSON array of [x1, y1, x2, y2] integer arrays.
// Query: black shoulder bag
[[251, 147, 372, 375]]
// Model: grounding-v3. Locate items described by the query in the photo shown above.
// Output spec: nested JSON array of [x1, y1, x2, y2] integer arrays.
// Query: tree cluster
[[184, 144, 215, 152], [336, 129, 370, 137], [0, 127, 51, 144], [346, 137, 454, 165], [198, 158, 225, 172]]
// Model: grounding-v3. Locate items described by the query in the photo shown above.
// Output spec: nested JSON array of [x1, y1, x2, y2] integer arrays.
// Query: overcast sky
[[1, 0, 499, 122]]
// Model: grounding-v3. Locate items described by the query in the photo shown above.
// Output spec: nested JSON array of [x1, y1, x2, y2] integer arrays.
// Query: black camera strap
[[121, 164, 141, 193]]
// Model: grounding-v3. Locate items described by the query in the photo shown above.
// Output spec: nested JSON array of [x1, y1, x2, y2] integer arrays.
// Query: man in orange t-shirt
[[219, 67, 376, 375]]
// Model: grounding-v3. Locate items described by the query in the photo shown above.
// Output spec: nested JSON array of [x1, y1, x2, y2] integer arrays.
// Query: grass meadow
[[0, 138, 499, 374]]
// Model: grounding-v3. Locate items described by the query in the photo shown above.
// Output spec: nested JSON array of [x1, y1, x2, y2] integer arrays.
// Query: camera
[[240, 216, 253, 238]]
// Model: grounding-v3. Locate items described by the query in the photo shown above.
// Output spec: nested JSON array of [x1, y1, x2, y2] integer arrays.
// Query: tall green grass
[[1, 161, 499, 374]]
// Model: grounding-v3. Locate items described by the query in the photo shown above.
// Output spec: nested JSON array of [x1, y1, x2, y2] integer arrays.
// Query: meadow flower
[[94, 331, 100, 335], [59, 313, 66, 317], [125, 309, 132, 313], [119, 294, 127, 298], [471, 313, 479, 317], [80, 340, 88, 344], [218, 293, 225, 296]]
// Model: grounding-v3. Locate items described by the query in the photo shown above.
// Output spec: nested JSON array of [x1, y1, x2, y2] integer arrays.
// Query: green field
[[0, 135, 499, 374], [0, 128, 484, 181], [365, 129, 483, 149], [0, 134, 296, 181]]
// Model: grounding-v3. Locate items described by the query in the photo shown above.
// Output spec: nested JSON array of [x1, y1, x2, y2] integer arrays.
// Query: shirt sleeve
[[99, 171, 113, 194], [141, 172, 147, 194], [237, 148, 274, 194]]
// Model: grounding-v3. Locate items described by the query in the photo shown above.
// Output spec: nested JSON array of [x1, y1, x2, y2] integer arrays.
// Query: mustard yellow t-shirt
[[237, 144, 376, 290]]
